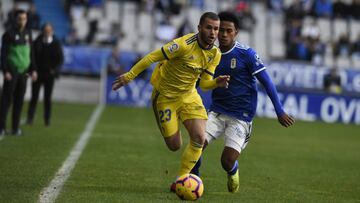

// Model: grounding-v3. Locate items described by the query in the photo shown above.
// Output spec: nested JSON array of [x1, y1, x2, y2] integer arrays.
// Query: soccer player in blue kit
[[191, 11, 295, 193]]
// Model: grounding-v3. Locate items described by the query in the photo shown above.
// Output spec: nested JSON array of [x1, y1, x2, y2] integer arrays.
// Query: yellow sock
[[178, 141, 203, 176]]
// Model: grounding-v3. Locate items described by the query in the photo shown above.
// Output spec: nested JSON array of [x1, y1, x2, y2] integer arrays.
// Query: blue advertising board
[[106, 75, 360, 124]]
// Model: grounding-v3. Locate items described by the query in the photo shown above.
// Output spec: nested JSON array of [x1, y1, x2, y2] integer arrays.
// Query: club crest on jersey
[[168, 42, 179, 53], [254, 54, 263, 66], [231, 58, 236, 69], [207, 56, 213, 63]]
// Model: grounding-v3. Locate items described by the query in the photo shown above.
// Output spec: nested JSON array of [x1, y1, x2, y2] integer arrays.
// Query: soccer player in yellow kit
[[112, 12, 230, 189]]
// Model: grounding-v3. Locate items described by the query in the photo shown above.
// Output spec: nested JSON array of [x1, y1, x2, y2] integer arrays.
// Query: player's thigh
[[151, 92, 179, 138], [224, 118, 252, 153], [179, 92, 207, 122], [205, 112, 226, 143], [183, 119, 206, 143]]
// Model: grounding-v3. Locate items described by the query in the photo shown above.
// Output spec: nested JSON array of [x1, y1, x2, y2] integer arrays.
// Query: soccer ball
[[175, 174, 204, 201]]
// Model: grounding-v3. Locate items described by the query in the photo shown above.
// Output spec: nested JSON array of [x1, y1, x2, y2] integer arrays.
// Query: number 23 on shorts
[[159, 109, 172, 122]]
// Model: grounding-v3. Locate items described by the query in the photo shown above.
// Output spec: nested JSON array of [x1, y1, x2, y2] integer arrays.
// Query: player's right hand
[[4, 72, 12, 81], [216, 75, 230, 88], [112, 74, 129, 90], [278, 113, 295, 128]]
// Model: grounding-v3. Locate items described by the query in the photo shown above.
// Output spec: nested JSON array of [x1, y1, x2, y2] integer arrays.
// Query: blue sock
[[190, 156, 202, 176], [227, 160, 238, 176]]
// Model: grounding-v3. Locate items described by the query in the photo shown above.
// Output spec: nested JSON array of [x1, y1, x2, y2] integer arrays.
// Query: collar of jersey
[[221, 41, 238, 55]]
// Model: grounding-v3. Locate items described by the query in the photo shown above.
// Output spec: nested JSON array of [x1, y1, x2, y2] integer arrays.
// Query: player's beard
[[199, 32, 215, 47]]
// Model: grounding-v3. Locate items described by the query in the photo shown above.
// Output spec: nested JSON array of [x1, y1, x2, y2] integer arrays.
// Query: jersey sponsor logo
[[231, 58, 237, 69], [168, 42, 179, 53], [254, 54, 263, 66]]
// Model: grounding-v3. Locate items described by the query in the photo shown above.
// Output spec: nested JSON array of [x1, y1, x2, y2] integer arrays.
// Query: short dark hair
[[14, 9, 27, 18], [218, 11, 240, 30], [199, 12, 219, 25]]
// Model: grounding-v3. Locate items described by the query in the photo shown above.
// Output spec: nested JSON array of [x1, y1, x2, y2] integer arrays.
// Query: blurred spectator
[[156, 0, 182, 15], [85, 19, 98, 44], [4, 3, 19, 29], [26, 3, 41, 30], [107, 46, 125, 75], [27, 23, 64, 127], [65, 0, 87, 15], [333, 0, 349, 19], [176, 18, 194, 38], [308, 37, 326, 64], [302, 19, 320, 41], [312, 0, 333, 18], [285, 19, 303, 59], [0, 9, 37, 136], [350, 0, 360, 20], [333, 34, 351, 58], [101, 22, 123, 46], [190, 0, 204, 9], [323, 68, 342, 94], [266, 0, 284, 13], [65, 27, 81, 45], [155, 17, 176, 42], [352, 34, 360, 55], [0, 2, 4, 23], [295, 37, 311, 61], [237, 4, 256, 32], [285, 0, 306, 21]]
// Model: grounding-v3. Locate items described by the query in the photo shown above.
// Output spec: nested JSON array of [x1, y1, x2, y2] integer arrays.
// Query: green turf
[[57, 106, 360, 203], [0, 102, 95, 202], [0, 104, 359, 202]]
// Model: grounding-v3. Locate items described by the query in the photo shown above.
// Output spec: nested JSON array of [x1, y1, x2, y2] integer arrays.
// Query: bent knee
[[190, 133, 206, 145], [167, 143, 181, 151]]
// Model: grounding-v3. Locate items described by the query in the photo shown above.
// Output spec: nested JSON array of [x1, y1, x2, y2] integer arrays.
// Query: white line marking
[[0, 136, 4, 142], [38, 104, 104, 203]]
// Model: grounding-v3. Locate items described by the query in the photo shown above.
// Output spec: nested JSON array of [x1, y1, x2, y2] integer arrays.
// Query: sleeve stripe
[[161, 47, 169, 60], [252, 67, 266, 76], [204, 69, 214, 76]]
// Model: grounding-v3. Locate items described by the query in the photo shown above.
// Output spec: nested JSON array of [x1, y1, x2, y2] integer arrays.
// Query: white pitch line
[[38, 104, 104, 203], [0, 136, 4, 142]]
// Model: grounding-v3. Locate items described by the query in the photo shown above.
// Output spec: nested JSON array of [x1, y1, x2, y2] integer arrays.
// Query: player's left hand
[[216, 75, 230, 88], [278, 113, 295, 128], [112, 74, 129, 90]]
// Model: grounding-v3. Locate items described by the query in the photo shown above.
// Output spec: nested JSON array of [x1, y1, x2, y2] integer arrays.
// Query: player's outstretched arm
[[278, 113, 295, 128], [112, 74, 129, 90], [111, 48, 166, 91]]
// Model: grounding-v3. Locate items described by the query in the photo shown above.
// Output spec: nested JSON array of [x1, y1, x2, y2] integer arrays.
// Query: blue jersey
[[210, 41, 266, 122]]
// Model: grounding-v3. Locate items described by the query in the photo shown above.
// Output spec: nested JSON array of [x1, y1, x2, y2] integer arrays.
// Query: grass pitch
[[0, 103, 359, 202]]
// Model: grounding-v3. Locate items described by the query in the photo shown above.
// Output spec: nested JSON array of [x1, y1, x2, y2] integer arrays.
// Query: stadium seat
[[105, 0, 120, 23], [252, 2, 267, 59], [333, 19, 348, 41], [318, 18, 331, 42], [349, 20, 360, 41]]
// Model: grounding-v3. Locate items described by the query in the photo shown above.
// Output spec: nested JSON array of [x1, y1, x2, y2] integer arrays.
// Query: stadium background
[[0, 0, 359, 202]]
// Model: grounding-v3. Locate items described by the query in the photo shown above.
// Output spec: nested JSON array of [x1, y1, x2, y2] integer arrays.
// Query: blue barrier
[[62, 46, 139, 74], [106, 74, 360, 124]]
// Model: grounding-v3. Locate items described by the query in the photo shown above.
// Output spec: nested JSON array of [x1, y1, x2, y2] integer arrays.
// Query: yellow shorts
[[151, 89, 207, 138]]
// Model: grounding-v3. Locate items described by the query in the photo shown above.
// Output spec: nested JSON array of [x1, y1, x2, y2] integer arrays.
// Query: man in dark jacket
[[27, 23, 64, 127], [0, 9, 37, 136]]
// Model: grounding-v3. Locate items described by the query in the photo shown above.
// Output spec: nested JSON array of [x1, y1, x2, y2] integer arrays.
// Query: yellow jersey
[[151, 33, 221, 98], [124, 33, 221, 98]]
